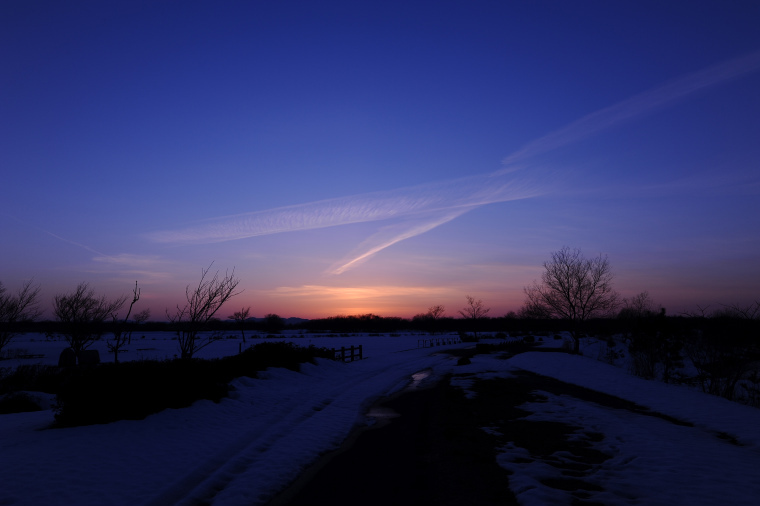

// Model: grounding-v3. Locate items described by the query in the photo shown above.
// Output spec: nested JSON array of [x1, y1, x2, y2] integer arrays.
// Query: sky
[[2, 0, 759, 319]]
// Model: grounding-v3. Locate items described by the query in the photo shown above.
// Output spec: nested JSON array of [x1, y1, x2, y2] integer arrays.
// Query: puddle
[[364, 369, 434, 427], [365, 406, 401, 427], [407, 368, 432, 390]]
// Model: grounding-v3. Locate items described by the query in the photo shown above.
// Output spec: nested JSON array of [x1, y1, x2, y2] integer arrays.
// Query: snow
[[2, 334, 760, 505], [1, 334, 467, 506], [460, 351, 760, 506], [508, 352, 760, 449]]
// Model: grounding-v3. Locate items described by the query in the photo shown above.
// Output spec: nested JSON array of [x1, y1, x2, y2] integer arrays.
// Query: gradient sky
[[2, 1, 759, 319]]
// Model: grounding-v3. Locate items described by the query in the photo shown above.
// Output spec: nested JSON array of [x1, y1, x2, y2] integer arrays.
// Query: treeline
[[8, 310, 760, 337]]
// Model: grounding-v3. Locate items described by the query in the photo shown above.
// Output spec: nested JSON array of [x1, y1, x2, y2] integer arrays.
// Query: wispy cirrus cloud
[[92, 253, 169, 268], [500, 50, 760, 169], [145, 170, 546, 275], [89, 254, 176, 283], [146, 50, 760, 274], [145, 170, 543, 245]]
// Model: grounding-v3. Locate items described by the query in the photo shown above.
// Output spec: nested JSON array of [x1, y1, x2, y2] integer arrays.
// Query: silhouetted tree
[[167, 264, 242, 359], [618, 291, 658, 320], [427, 304, 445, 320], [53, 283, 127, 362], [523, 247, 620, 353], [459, 295, 490, 339], [413, 304, 447, 334], [719, 300, 760, 320], [129, 308, 151, 344], [229, 306, 251, 344], [107, 281, 145, 363], [0, 280, 41, 354], [264, 313, 285, 334]]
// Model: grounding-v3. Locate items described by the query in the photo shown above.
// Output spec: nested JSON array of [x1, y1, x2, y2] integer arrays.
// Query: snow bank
[[508, 351, 760, 449]]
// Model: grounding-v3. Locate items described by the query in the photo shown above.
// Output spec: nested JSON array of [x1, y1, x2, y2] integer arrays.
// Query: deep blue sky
[[2, 1, 759, 318]]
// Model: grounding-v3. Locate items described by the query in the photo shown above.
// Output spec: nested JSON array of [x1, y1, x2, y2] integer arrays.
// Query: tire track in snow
[[145, 349, 461, 506]]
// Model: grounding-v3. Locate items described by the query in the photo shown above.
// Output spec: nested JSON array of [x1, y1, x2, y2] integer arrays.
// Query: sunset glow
[[2, 2, 759, 320]]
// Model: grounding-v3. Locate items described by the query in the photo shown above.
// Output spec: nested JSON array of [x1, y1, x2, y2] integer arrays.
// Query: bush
[[0, 392, 43, 414], [458, 331, 478, 342], [54, 342, 334, 427], [474, 340, 533, 355], [0, 364, 65, 395]]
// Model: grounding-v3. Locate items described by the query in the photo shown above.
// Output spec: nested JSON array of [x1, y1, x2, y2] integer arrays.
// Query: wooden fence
[[332, 345, 363, 362], [417, 336, 462, 348]]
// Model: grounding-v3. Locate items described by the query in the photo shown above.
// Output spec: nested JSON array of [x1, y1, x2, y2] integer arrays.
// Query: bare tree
[[680, 304, 712, 318], [0, 280, 41, 354], [518, 299, 553, 319], [228, 306, 251, 344], [413, 304, 447, 335], [426, 304, 446, 335], [523, 247, 620, 353], [130, 308, 151, 338], [459, 295, 490, 339], [720, 301, 760, 320], [264, 313, 284, 334], [53, 283, 127, 361], [428, 304, 446, 320], [167, 264, 242, 359], [618, 291, 658, 319], [107, 281, 144, 363]]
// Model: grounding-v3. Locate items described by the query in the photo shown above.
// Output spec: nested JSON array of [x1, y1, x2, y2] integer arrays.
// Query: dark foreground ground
[[266, 349, 671, 506]]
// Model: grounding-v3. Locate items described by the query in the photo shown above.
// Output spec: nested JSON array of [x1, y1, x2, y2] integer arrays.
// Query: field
[[2, 331, 760, 505], [0, 330, 440, 367]]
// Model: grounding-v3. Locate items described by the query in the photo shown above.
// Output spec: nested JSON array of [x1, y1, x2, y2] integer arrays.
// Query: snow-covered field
[[476, 352, 760, 506], [2, 333, 760, 505], [0, 331, 436, 366]]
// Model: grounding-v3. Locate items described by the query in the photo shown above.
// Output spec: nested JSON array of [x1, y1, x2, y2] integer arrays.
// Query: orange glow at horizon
[[244, 284, 527, 319]]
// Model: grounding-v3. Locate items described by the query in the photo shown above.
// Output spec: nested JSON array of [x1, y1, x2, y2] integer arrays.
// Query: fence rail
[[417, 336, 462, 348], [332, 345, 363, 362]]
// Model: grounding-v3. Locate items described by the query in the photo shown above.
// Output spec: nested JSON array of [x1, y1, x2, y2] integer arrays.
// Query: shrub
[[0, 392, 43, 414], [474, 340, 533, 355], [0, 364, 64, 395], [54, 342, 334, 427], [458, 331, 478, 342]]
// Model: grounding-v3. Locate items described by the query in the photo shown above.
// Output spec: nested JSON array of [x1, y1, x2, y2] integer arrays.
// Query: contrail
[[146, 50, 760, 273], [146, 170, 544, 245], [329, 207, 475, 274], [501, 50, 760, 168], [42, 230, 111, 258], [1, 212, 112, 258]]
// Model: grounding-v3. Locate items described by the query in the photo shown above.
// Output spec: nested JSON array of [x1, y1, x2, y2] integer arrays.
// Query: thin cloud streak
[[1, 212, 112, 258], [501, 50, 760, 168], [329, 207, 475, 274], [146, 170, 544, 245], [92, 253, 169, 268], [145, 50, 760, 275]]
